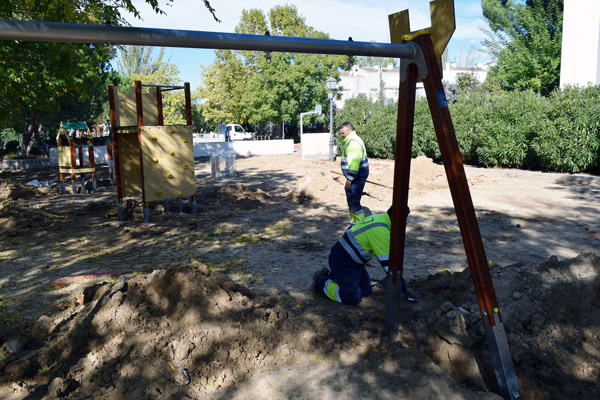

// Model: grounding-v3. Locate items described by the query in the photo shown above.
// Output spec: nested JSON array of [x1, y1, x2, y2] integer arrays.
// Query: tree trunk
[[20, 113, 42, 157]]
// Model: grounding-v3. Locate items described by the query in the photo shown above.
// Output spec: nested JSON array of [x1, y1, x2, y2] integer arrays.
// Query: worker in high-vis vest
[[311, 207, 418, 305], [339, 122, 369, 225]]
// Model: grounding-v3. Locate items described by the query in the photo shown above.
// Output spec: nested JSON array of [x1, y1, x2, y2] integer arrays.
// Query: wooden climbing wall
[[141, 125, 195, 202]]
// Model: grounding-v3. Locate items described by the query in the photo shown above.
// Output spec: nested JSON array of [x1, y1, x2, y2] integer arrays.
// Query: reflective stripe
[[376, 254, 389, 263], [339, 236, 366, 264], [323, 279, 341, 302], [341, 134, 368, 180], [343, 231, 371, 261], [352, 222, 388, 236]]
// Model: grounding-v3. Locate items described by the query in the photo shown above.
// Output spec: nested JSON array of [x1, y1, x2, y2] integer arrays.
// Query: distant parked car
[[226, 124, 254, 141]]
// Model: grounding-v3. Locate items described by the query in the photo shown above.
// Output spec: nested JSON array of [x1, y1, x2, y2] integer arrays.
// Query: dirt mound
[[0, 180, 44, 203], [0, 204, 61, 238], [369, 156, 447, 196], [401, 253, 600, 399], [216, 183, 272, 209], [0, 261, 289, 399], [0, 261, 501, 400], [285, 171, 338, 203], [3, 254, 598, 399]]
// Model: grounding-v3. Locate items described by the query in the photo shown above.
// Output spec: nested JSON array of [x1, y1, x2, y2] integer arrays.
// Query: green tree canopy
[[199, 5, 346, 126], [0, 0, 218, 155], [482, 0, 563, 95]]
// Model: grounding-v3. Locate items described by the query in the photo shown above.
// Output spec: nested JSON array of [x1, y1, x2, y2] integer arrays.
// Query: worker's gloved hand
[[401, 278, 419, 303], [345, 179, 351, 190]]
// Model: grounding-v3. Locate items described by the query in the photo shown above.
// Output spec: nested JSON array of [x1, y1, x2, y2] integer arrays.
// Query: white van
[[226, 124, 254, 141]]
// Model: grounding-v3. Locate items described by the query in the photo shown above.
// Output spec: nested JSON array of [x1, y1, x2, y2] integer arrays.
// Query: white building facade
[[560, 0, 600, 88], [335, 61, 496, 109]]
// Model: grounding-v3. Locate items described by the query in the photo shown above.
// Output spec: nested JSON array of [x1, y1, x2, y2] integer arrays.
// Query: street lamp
[[325, 76, 337, 162]]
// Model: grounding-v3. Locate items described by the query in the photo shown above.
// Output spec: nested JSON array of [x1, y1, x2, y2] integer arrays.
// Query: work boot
[[311, 268, 330, 295]]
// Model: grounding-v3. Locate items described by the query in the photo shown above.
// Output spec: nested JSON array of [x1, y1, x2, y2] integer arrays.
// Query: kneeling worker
[[311, 207, 418, 305]]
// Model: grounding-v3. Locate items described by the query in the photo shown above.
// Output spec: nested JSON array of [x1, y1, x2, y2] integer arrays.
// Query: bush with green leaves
[[334, 95, 397, 158], [337, 85, 600, 173], [531, 85, 600, 172]]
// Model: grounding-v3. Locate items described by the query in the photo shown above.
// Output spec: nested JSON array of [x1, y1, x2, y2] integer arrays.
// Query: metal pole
[[329, 97, 334, 162], [0, 19, 417, 59]]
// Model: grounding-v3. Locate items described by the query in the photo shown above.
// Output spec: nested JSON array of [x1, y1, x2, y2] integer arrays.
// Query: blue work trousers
[[344, 177, 367, 214], [326, 241, 372, 305]]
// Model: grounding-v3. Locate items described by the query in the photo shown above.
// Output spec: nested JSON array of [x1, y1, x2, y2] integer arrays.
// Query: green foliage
[[356, 57, 398, 68], [0, 0, 217, 155], [334, 95, 397, 159], [337, 85, 600, 173], [531, 86, 600, 172], [199, 5, 345, 126], [482, 0, 563, 95]]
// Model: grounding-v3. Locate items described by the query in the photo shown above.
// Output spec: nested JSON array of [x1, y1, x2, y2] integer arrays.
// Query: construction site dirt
[[0, 154, 599, 399]]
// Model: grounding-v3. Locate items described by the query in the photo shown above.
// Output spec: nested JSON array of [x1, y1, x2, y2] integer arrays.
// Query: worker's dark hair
[[387, 206, 410, 218], [339, 122, 354, 131]]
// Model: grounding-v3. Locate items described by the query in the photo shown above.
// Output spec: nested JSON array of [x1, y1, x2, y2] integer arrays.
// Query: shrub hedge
[[335, 85, 600, 173]]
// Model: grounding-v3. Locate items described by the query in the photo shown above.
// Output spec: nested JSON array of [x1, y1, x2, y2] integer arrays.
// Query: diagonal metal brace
[[483, 311, 522, 400], [400, 42, 428, 82]]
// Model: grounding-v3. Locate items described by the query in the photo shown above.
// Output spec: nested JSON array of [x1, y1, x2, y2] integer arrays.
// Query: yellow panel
[[114, 87, 159, 127], [58, 147, 72, 167], [430, 0, 455, 60], [141, 125, 195, 202], [142, 91, 159, 126], [388, 10, 411, 44], [115, 87, 138, 127], [118, 131, 142, 196]]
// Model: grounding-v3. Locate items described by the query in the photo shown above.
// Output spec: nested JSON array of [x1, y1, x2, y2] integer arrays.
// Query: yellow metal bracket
[[389, 0, 455, 78]]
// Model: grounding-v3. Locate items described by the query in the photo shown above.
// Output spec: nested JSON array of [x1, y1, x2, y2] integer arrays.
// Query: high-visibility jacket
[[341, 131, 369, 182], [338, 212, 390, 270]]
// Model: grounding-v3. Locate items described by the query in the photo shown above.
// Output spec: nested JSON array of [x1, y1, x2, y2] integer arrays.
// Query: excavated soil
[[1, 155, 599, 399]]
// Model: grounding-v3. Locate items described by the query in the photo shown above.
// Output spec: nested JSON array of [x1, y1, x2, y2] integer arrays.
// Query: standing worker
[[339, 122, 369, 225], [311, 207, 418, 305]]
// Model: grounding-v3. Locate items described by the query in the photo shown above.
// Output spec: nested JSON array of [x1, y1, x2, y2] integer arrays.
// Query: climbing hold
[[167, 173, 174, 179], [182, 164, 189, 170], [183, 139, 188, 143], [178, 191, 184, 197], [152, 157, 158, 163], [170, 151, 175, 156], [169, 128, 175, 133], [151, 135, 157, 141], [156, 191, 162, 197]]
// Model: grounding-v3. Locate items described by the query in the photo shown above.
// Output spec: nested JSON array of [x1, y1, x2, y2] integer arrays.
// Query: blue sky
[[120, 0, 491, 90]]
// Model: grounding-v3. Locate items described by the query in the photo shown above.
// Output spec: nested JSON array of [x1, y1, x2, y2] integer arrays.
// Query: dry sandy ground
[[0, 154, 599, 399]]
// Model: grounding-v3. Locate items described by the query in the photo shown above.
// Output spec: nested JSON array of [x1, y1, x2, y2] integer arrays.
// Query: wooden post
[[108, 85, 123, 201], [415, 33, 499, 325], [184, 82, 192, 126], [156, 87, 164, 126], [385, 61, 418, 338], [135, 80, 147, 205], [414, 33, 521, 399]]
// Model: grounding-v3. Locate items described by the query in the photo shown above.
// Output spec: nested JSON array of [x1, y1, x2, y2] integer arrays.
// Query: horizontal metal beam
[[0, 19, 416, 59]]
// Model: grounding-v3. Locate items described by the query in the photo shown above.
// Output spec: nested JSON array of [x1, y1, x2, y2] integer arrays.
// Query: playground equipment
[[56, 121, 96, 194], [107, 81, 197, 221], [0, 2, 522, 397]]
